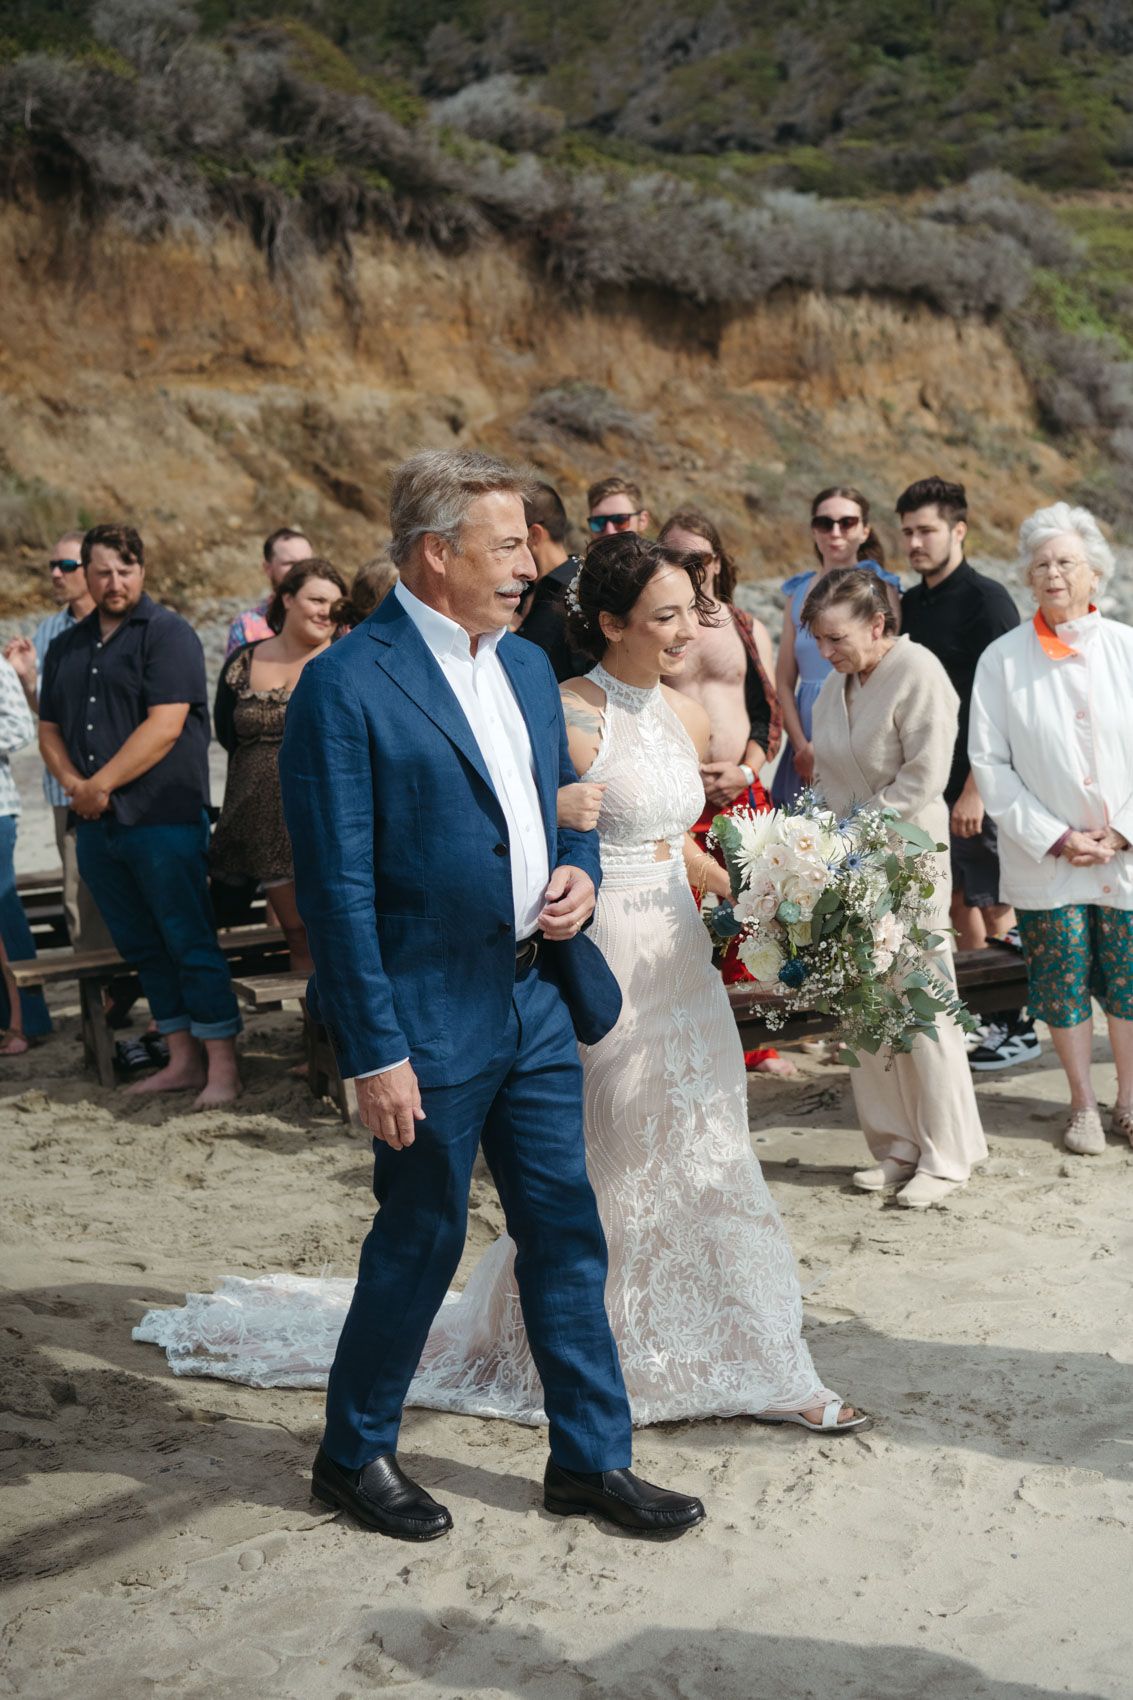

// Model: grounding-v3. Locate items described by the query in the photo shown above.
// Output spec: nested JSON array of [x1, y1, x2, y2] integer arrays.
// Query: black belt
[[516, 935, 540, 974]]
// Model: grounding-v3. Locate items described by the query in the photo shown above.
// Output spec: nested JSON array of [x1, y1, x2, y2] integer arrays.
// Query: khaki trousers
[[53, 805, 115, 952], [851, 949, 988, 1182]]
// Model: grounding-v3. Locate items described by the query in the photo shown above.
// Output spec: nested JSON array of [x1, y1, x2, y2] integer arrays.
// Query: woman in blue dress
[[772, 485, 902, 806]]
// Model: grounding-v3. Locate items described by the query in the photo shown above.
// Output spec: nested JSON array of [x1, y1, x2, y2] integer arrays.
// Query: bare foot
[[124, 1060, 207, 1095], [193, 1076, 243, 1110], [1, 1030, 29, 1056], [752, 1055, 798, 1077]]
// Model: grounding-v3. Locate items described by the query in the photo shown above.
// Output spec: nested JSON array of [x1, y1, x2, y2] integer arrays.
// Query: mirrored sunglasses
[[587, 511, 644, 533], [49, 557, 83, 572]]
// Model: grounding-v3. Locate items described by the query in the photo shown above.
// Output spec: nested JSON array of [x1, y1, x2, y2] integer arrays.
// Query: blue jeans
[[0, 815, 52, 1039], [76, 814, 241, 1040]]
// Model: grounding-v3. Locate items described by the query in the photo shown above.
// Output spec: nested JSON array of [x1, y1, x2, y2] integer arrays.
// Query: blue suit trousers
[[322, 958, 632, 1473]]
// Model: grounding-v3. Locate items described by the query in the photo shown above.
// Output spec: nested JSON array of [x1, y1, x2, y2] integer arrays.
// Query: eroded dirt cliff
[[0, 206, 1074, 614]]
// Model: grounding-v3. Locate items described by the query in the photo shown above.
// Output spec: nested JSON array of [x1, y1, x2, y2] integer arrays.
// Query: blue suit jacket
[[279, 592, 622, 1087]]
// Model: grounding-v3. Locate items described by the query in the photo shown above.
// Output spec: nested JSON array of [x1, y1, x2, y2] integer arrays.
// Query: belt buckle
[[517, 935, 539, 972]]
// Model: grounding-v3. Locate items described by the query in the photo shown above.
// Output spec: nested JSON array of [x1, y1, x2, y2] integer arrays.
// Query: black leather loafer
[[311, 1447, 453, 1540], [543, 1460, 705, 1535]]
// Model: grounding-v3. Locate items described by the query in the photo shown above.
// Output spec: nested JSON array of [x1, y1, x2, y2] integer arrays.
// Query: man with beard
[[38, 524, 242, 1105], [897, 477, 1038, 1071]]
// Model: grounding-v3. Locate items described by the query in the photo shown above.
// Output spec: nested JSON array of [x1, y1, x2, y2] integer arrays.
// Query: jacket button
[[493, 843, 507, 856]]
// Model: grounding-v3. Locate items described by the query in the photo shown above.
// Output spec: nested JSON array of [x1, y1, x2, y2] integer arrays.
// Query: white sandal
[[753, 1398, 872, 1435]]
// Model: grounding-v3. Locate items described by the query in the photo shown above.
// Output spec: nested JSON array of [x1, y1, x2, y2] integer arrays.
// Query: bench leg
[[80, 979, 116, 1088]]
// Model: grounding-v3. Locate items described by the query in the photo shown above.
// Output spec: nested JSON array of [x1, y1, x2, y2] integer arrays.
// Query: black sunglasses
[[587, 511, 644, 533], [811, 515, 862, 533], [49, 557, 83, 572]]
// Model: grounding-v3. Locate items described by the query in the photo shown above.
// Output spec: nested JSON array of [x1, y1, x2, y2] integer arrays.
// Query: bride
[[137, 534, 866, 1433]]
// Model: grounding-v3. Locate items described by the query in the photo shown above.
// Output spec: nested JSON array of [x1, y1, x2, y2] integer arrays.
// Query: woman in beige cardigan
[[804, 568, 987, 1209]]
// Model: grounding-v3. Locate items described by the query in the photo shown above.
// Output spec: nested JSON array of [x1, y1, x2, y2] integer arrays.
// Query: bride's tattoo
[[562, 696, 602, 735]]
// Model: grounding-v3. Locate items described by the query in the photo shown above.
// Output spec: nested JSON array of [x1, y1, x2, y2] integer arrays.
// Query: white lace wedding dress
[[136, 665, 835, 1422]]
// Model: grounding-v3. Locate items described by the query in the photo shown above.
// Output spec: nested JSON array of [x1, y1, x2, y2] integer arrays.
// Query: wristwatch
[[738, 763, 756, 790]]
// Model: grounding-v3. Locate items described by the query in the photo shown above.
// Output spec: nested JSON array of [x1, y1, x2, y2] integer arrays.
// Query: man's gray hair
[[1017, 501, 1115, 587], [388, 450, 535, 568]]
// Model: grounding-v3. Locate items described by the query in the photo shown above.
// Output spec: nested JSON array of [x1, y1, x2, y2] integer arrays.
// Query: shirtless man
[[658, 509, 792, 1076], [657, 510, 778, 812]]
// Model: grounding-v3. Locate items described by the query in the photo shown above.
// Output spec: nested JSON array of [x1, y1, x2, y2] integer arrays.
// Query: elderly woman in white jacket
[[969, 503, 1133, 1156]]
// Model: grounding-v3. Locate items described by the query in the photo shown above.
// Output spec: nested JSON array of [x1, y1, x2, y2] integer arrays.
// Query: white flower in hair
[[565, 567, 583, 616]]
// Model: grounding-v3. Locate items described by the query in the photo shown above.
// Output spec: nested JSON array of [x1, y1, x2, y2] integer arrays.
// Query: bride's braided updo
[[567, 532, 717, 660]]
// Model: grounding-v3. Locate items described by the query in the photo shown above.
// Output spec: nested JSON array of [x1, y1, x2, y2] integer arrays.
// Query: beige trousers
[[53, 806, 115, 952], [851, 950, 988, 1182]]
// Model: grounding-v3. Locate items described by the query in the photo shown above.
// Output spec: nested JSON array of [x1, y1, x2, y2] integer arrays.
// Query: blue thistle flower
[[778, 957, 809, 989]]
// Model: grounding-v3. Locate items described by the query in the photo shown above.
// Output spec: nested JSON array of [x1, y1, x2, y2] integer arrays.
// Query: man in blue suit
[[280, 450, 704, 1541]]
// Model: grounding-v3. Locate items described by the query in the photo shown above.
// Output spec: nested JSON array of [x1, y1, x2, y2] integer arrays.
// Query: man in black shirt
[[516, 482, 590, 682], [39, 523, 242, 1105], [897, 477, 1038, 1070]]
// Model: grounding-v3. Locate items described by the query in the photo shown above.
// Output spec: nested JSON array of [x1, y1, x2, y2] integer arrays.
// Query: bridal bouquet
[[704, 796, 975, 1064]]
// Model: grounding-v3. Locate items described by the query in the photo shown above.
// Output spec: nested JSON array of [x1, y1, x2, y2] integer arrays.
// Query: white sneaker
[[969, 1026, 1041, 1072], [965, 1020, 1002, 1055]]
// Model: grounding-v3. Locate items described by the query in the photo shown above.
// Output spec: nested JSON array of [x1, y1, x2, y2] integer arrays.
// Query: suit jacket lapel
[[367, 598, 496, 796], [497, 636, 557, 860]]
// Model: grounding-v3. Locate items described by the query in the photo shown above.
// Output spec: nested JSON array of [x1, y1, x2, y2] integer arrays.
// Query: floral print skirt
[[1016, 903, 1133, 1026]]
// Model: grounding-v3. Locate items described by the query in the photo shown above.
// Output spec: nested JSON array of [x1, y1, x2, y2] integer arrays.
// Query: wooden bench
[[9, 925, 290, 1086], [728, 941, 1030, 1050], [15, 870, 70, 950], [230, 969, 358, 1124]]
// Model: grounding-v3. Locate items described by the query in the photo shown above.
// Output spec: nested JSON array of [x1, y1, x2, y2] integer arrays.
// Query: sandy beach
[[2, 980, 1131, 1699]]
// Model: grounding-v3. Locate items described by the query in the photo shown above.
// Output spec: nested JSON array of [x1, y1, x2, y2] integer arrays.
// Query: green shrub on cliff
[[3, 0, 1133, 508]]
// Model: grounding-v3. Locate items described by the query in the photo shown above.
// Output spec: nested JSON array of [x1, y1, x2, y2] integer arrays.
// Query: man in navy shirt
[[897, 477, 1038, 1071], [39, 524, 242, 1105]]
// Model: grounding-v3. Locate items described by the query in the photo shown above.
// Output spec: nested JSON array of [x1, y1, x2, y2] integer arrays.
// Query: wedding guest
[[333, 559, 398, 632], [225, 527, 313, 656], [896, 476, 1035, 1071], [2, 532, 114, 952], [38, 524, 242, 1106], [212, 559, 347, 973], [806, 566, 987, 1208], [969, 503, 1133, 1157], [0, 652, 51, 1051], [586, 475, 650, 538], [516, 482, 589, 677], [773, 486, 901, 806], [0, 936, 28, 1055], [655, 506, 791, 1075]]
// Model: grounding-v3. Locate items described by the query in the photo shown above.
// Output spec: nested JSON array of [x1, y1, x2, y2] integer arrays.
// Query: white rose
[[873, 912, 904, 954], [739, 937, 785, 986]]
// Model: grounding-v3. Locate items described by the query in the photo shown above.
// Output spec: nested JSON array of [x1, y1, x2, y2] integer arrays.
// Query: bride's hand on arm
[[557, 781, 606, 831]]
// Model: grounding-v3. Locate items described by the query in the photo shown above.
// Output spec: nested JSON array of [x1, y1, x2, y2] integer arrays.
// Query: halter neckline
[[589, 662, 662, 708]]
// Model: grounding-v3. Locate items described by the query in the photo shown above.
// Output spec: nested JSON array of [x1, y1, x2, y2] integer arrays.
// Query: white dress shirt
[[969, 609, 1133, 910], [358, 582, 552, 1079]]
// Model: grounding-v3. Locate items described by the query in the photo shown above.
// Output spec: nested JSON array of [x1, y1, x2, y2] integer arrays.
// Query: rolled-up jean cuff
[[154, 1015, 192, 1035], [189, 1016, 243, 1041]]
